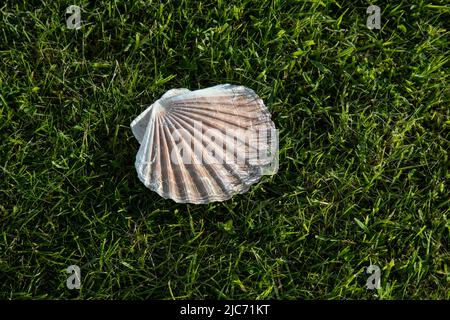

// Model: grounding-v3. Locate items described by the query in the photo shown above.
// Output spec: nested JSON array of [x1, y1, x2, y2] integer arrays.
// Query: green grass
[[0, 0, 449, 299]]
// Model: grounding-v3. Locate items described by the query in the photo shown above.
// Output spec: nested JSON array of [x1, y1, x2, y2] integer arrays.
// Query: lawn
[[0, 0, 449, 299]]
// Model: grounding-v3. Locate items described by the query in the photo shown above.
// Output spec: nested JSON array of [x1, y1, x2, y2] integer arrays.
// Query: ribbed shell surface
[[131, 84, 277, 204]]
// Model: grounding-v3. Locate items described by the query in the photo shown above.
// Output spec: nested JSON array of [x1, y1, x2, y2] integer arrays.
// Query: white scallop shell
[[131, 84, 278, 204]]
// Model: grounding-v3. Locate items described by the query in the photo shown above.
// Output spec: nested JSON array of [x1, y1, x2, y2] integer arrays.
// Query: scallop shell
[[131, 84, 278, 204]]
